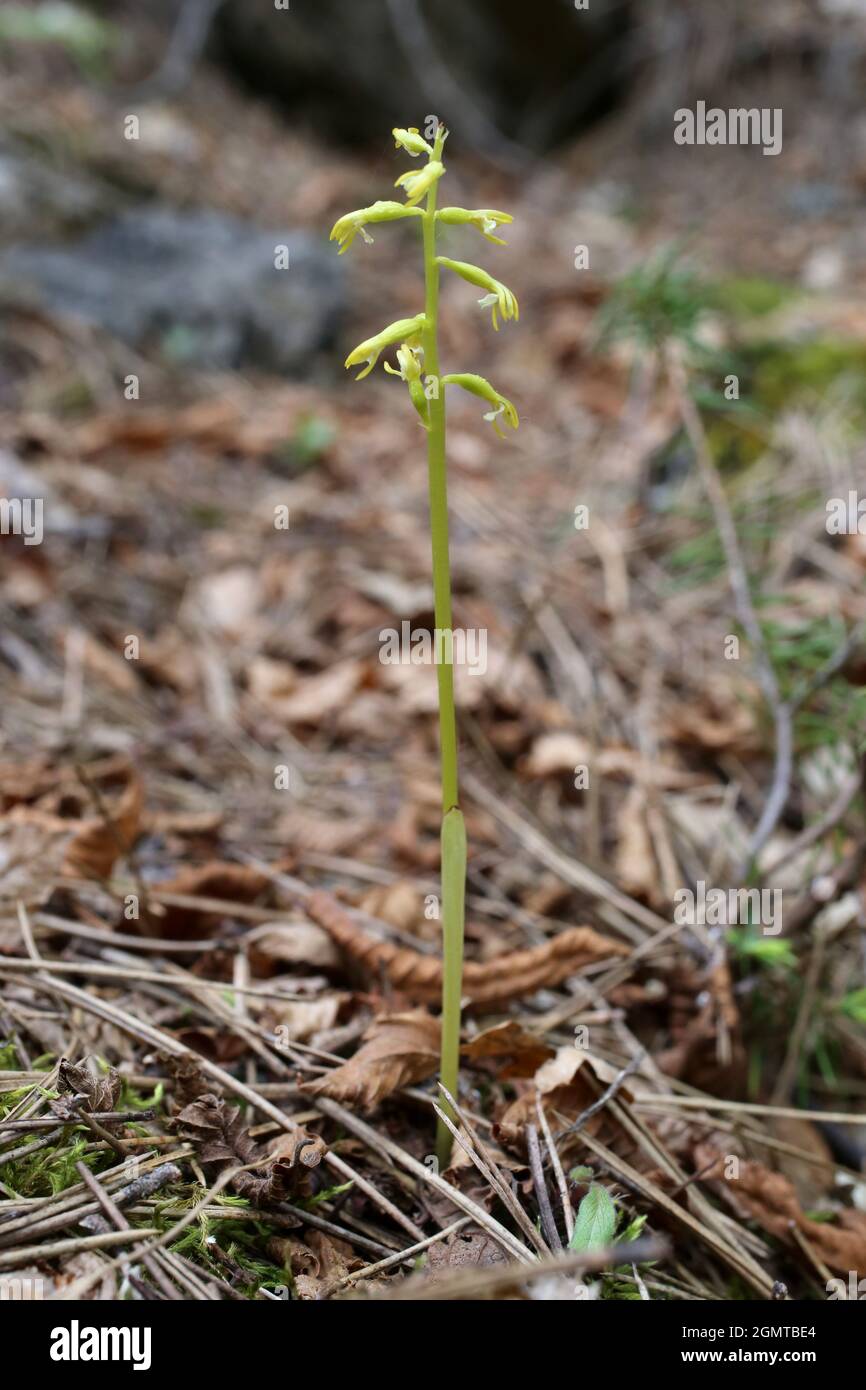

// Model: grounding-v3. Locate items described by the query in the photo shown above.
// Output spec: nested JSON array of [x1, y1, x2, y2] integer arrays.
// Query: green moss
[[712, 276, 797, 319]]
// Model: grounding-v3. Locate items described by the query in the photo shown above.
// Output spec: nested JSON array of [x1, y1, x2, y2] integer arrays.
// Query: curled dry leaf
[[267, 1230, 366, 1299], [56, 1057, 122, 1113], [306, 889, 629, 1008], [301, 1008, 440, 1112], [0, 759, 143, 896], [496, 1048, 631, 1151], [62, 764, 143, 880], [175, 1093, 325, 1201], [695, 1142, 866, 1276]]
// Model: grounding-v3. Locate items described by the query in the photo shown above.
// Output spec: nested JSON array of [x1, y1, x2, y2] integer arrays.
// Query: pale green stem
[[422, 127, 466, 1168]]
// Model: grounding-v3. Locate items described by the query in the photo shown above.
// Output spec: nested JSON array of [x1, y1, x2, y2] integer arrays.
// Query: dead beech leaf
[[301, 1009, 440, 1111], [57, 1057, 122, 1113], [145, 861, 270, 938], [523, 733, 701, 790], [614, 787, 657, 901], [496, 1048, 629, 1150], [269, 995, 343, 1042], [175, 1093, 324, 1201], [306, 889, 629, 1008], [425, 1227, 508, 1282], [270, 659, 364, 725], [247, 921, 341, 970], [360, 879, 424, 933], [695, 1142, 866, 1276], [268, 1230, 364, 1299], [462, 1021, 554, 1079], [62, 765, 143, 880]]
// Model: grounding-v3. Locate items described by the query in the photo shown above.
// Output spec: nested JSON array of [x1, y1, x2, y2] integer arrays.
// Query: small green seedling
[[331, 123, 519, 1164]]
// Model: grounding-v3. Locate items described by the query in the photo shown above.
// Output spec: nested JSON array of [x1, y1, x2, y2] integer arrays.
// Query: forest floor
[[1, 22, 866, 1301]]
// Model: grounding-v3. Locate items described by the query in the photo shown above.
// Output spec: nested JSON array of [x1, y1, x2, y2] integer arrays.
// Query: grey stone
[[0, 207, 343, 374]]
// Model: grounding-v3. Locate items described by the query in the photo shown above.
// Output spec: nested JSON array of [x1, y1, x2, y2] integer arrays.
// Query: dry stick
[[0, 970, 424, 1243], [0, 1227, 159, 1270], [376, 1236, 668, 1301], [0, 1110, 153, 1131], [763, 768, 863, 876], [432, 1102, 548, 1260], [75, 1161, 181, 1301], [772, 927, 826, 1106], [57, 1161, 248, 1300], [0, 955, 313, 1005], [632, 1094, 863, 1124], [464, 768, 686, 946], [436, 1082, 549, 1257], [668, 350, 791, 873], [535, 1098, 574, 1242], [330, 1217, 472, 1294], [555, 1051, 645, 1139], [578, 1131, 774, 1299], [526, 1123, 562, 1252], [0, 1126, 67, 1165], [310, 1094, 534, 1265]]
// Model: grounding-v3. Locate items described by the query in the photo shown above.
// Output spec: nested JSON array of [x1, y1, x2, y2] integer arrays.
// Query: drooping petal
[[395, 161, 445, 208], [441, 373, 519, 436], [436, 257, 519, 329], [330, 200, 425, 254], [437, 207, 513, 245], [344, 314, 427, 380]]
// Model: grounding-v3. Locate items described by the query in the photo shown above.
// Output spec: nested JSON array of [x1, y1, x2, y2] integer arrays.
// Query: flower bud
[[395, 160, 445, 208], [393, 127, 434, 158]]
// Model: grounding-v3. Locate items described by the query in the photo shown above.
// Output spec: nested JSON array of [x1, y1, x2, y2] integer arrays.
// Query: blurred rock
[[0, 207, 343, 374], [215, 0, 621, 153], [0, 149, 112, 240]]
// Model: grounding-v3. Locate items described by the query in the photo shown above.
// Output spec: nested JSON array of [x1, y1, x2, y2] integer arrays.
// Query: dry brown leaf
[[523, 732, 702, 789], [425, 1226, 509, 1282], [62, 765, 143, 880], [359, 879, 424, 934], [270, 659, 364, 725], [306, 889, 629, 1008], [175, 1093, 325, 1201], [614, 786, 657, 900], [462, 1021, 555, 1079], [695, 1142, 866, 1276], [301, 1008, 440, 1111], [144, 861, 270, 939], [247, 921, 341, 971], [496, 1048, 630, 1151], [267, 1230, 365, 1299], [56, 1057, 122, 1113]]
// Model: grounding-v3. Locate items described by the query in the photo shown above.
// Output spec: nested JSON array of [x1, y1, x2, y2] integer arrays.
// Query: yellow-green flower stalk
[[331, 122, 519, 1167]]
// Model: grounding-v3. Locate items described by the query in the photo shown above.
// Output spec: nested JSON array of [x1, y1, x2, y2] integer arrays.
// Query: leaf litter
[[1, 18, 865, 1304]]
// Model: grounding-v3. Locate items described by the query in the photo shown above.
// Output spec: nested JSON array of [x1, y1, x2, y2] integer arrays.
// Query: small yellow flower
[[384, 344, 429, 427], [393, 127, 433, 158], [395, 160, 445, 208], [436, 257, 519, 330], [330, 200, 424, 254], [383, 344, 424, 382], [442, 373, 519, 438], [437, 207, 514, 245], [344, 314, 426, 380]]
